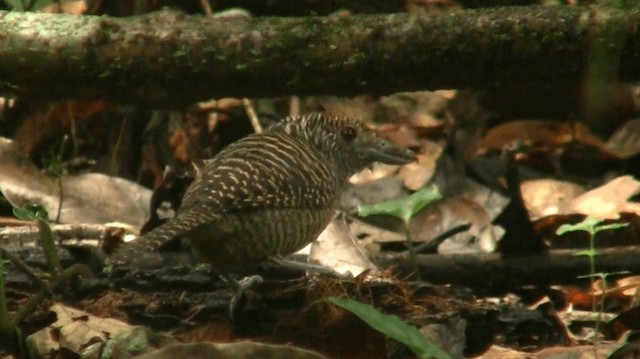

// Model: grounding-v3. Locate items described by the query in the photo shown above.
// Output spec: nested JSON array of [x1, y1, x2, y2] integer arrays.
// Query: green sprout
[[0, 203, 93, 355], [556, 216, 629, 338], [13, 204, 61, 277], [358, 185, 442, 280]]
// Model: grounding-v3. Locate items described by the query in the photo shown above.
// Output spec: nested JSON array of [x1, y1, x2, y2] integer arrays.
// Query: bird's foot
[[223, 274, 264, 320]]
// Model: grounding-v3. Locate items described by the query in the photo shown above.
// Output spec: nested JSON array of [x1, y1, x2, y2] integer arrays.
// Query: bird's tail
[[110, 208, 215, 266]]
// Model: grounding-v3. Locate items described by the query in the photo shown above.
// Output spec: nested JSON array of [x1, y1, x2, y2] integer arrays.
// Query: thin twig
[[199, 0, 213, 16], [243, 98, 263, 134], [289, 96, 300, 117], [110, 116, 128, 175], [54, 135, 68, 223], [66, 103, 79, 158]]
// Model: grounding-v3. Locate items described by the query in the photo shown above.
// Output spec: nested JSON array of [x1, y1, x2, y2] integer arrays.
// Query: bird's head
[[271, 113, 415, 177]]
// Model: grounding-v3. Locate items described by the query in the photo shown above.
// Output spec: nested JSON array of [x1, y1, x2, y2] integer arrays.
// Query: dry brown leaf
[[0, 137, 151, 227], [378, 91, 450, 125], [419, 317, 466, 359], [12, 100, 107, 155], [477, 119, 605, 154], [309, 215, 377, 278], [606, 118, 640, 159], [399, 140, 444, 190], [318, 95, 377, 123], [563, 175, 640, 219], [26, 304, 134, 358], [348, 217, 405, 247], [40, 0, 88, 14], [375, 124, 421, 149], [349, 164, 405, 184], [419, 196, 501, 254], [521, 179, 586, 221], [617, 276, 640, 297], [479, 343, 615, 359], [134, 342, 328, 359]]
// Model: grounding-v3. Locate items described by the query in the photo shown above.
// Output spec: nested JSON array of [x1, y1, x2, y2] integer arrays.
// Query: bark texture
[[382, 246, 640, 288], [0, 6, 638, 106]]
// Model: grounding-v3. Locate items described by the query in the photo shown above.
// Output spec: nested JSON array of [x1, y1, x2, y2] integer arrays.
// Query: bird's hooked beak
[[367, 139, 416, 166]]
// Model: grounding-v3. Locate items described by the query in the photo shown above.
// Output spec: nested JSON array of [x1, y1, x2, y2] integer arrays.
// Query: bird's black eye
[[340, 126, 358, 142]]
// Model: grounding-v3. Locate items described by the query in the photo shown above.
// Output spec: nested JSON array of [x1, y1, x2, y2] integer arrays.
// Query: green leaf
[[557, 216, 628, 237], [327, 297, 451, 359], [594, 222, 629, 232], [12, 204, 49, 221], [578, 271, 630, 280], [37, 217, 61, 276], [42, 149, 67, 178], [556, 216, 600, 236], [358, 185, 441, 225]]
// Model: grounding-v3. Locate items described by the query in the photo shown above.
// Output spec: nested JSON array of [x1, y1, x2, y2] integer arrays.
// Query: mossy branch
[[0, 5, 639, 106]]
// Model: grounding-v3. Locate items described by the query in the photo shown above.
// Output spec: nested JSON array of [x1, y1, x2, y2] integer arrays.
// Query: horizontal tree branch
[[197, 0, 536, 16], [0, 5, 639, 106], [382, 246, 640, 289]]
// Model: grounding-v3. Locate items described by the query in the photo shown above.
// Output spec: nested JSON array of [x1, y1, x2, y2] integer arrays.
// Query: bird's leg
[[222, 255, 351, 319], [220, 273, 263, 320]]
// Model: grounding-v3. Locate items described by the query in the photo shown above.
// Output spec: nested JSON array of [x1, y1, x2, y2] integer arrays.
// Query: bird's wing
[[179, 134, 339, 213]]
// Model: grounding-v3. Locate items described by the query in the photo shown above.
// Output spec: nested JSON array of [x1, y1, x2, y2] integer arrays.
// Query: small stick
[[243, 98, 263, 134]]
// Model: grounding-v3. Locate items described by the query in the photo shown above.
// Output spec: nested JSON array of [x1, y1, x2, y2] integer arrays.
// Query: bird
[[112, 113, 415, 273]]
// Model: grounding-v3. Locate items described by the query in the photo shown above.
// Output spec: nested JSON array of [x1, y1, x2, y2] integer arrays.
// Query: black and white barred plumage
[[113, 113, 414, 270]]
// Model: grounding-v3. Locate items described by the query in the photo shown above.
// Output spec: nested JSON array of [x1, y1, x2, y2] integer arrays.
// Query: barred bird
[[112, 113, 414, 274]]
